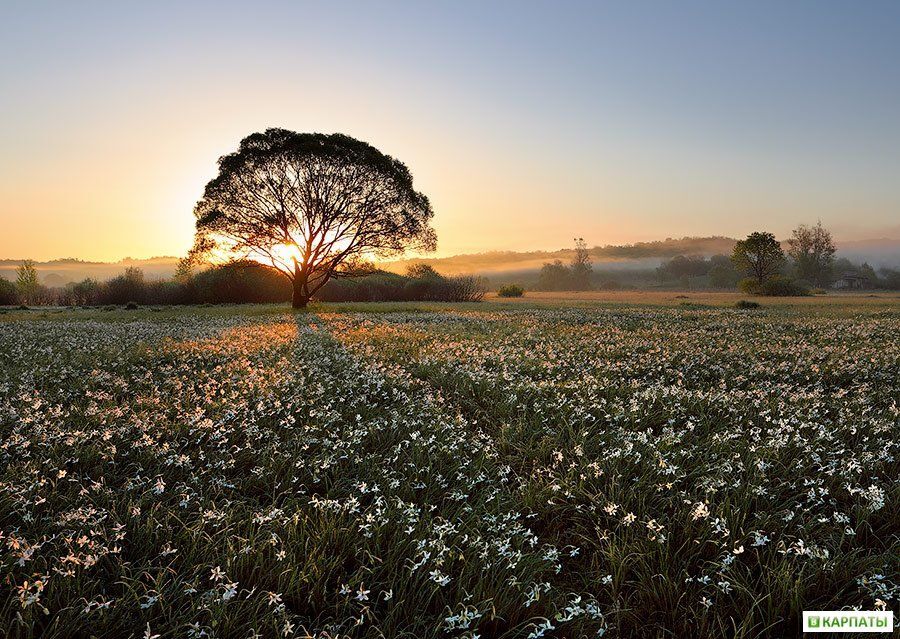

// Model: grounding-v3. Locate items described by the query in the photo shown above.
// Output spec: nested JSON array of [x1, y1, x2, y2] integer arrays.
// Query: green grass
[[1, 300, 898, 638]]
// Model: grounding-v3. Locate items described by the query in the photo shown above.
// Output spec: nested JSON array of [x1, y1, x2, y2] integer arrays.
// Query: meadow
[[1, 295, 898, 638]]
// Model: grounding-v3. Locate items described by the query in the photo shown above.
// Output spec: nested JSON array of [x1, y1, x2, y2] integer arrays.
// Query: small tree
[[15, 260, 40, 305], [787, 221, 836, 287], [70, 278, 101, 306], [174, 257, 194, 283], [0, 278, 17, 305], [191, 129, 436, 308], [570, 238, 593, 290], [732, 232, 784, 287], [103, 267, 148, 305], [403, 263, 446, 300], [536, 260, 572, 291]]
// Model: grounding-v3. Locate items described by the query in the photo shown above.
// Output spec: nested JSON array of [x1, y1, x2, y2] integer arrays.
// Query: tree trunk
[[292, 259, 310, 309], [292, 280, 309, 308]]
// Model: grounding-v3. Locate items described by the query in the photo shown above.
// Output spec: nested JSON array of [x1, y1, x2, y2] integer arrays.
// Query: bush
[[190, 263, 291, 304], [316, 267, 485, 303], [735, 300, 761, 309], [101, 267, 148, 305], [760, 276, 810, 297], [125, 301, 140, 310], [536, 260, 572, 291], [497, 284, 525, 298], [3, 261, 488, 307], [445, 275, 487, 302], [318, 272, 409, 302], [739, 276, 810, 297], [0, 279, 18, 305]]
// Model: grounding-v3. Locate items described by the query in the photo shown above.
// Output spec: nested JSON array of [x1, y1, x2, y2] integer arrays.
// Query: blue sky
[[1, 1, 899, 259]]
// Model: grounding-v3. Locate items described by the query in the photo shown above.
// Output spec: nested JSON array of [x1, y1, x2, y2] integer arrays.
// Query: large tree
[[787, 221, 836, 287], [190, 129, 437, 307], [731, 231, 785, 286]]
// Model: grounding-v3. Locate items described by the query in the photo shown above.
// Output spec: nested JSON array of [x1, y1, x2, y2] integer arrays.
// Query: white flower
[[222, 581, 238, 601], [691, 502, 710, 520]]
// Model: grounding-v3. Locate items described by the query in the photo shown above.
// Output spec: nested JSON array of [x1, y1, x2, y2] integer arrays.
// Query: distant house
[[833, 272, 869, 290]]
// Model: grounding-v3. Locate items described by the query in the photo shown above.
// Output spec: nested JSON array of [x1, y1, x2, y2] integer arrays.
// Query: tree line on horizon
[[529, 222, 900, 294], [3, 221, 900, 307], [0, 260, 487, 307]]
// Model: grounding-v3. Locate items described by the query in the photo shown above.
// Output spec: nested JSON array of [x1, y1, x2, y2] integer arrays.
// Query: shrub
[[445, 275, 487, 302], [759, 276, 810, 297], [318, 266, 485, 303], [125, 301, 140, 310], [0, 279, 18, 305], [191, 263, 291, 304], [67, 279, 102, 305], [738, 278, 761, 295], [318, 272, 408, 302], [536, 260, 572, 291], [101, 267, 148, 305], [810, 287, 827, 295], [497, 284, 524, 298], [740, 276, 810, 297], [735, 300, 760, 309]]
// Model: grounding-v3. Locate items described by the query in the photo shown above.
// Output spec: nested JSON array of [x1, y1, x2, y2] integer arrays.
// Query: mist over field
[[4, 236, 899, 286]]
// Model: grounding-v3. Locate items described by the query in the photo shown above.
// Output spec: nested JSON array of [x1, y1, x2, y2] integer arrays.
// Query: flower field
[[1, 301, 898, 638]]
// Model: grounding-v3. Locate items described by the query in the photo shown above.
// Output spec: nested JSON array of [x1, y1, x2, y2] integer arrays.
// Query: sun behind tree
[[190, 129, 437, 308]]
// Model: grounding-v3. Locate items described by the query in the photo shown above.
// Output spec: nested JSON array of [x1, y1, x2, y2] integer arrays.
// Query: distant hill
[[382, 237, 740, 276], [833, 238, 900, 268], [0, 256, 181, 284], [383, 236, 900, 277]]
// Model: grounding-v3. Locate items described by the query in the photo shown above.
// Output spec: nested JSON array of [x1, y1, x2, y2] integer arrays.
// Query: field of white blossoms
[[1, 301, 898, 638]]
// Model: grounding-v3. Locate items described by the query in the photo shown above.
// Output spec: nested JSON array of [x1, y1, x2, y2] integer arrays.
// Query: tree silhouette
[[787, 221, 836, 287], [570, 238, 593, 291], [731, 232, 784, 286], [190, 129, 436, 308], [15, 260, 39, 304]]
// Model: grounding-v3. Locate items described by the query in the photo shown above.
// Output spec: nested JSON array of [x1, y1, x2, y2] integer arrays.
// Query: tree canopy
[[731, 232, 785, 285], [190, 129, 437, 307], [15, 260, 39, 305], [787, 221, 836, 286]]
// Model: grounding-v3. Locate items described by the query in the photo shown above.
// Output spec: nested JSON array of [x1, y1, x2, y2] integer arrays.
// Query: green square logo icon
[[808, 616, 820, 628]]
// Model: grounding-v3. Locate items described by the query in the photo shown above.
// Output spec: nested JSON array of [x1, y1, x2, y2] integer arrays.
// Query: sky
[[1, 1, 899, 261]]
